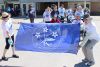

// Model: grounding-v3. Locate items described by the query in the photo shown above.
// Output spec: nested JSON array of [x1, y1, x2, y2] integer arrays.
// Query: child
[[1, 12, 19, 61], [75, 5, 84, 20], [43, 7, 52, 23], [51, 14, 60, 23], [78, 14, 100, 66], [72, 12, 85, 40], [72, 12, 83, 24], [65, 7, 74, 23]]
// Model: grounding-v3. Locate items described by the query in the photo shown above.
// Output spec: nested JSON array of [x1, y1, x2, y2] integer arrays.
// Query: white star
[[52, 32, 58, 38], [35, 32, 40, 38], [41, 40, 50, 46], [43, 27, 48, 32]]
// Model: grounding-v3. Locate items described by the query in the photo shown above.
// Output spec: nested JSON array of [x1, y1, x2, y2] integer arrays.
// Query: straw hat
[[2, 12, 10, 19]]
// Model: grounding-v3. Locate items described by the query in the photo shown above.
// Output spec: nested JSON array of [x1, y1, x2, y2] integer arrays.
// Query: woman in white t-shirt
[[43, 7, 52, 23], [1, 12, 19, 61]]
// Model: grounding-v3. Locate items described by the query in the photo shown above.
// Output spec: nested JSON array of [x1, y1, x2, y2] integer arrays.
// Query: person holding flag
[[1, 12, 19, 61], [78, 14, 100, 66]]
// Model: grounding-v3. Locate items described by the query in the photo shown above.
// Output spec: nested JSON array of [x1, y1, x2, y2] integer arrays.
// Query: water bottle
[[8, 38, 13, 45]]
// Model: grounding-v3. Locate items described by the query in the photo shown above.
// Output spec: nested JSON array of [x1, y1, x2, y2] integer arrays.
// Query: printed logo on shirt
[[46, 14, 49, 17]]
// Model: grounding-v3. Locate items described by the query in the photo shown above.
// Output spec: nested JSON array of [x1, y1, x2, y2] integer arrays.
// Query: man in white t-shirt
[[1, 12, 19, 61], [58, 4, 65, 23]]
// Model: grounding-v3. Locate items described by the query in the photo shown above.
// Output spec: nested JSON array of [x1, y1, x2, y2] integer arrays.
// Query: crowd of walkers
[[43, 4, 90, 23]]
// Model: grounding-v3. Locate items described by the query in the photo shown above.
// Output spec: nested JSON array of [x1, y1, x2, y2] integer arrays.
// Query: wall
[[91, 2, 100, 12]]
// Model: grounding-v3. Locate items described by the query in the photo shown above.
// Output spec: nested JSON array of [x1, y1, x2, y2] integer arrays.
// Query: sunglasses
[[2, 15, 9, 19]]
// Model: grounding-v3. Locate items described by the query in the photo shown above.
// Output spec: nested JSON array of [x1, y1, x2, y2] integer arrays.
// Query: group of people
[[0, 3, 100, 67], [5, 5, 20, 17], [43, 4, 90, 23]]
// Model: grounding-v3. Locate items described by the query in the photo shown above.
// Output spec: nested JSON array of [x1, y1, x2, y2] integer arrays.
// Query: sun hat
[[2, 12, 10, 19]]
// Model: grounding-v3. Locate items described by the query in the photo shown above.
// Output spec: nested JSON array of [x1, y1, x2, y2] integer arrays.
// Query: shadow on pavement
[[0, 57, 18, 62], [74, 62, 90, 67]]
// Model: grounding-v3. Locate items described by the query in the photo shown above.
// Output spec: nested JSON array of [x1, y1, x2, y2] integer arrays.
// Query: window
[[86, 4, 90, 8]]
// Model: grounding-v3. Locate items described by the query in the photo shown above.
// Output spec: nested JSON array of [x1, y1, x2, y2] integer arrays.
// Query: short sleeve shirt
[[1, 18, 14, 38]]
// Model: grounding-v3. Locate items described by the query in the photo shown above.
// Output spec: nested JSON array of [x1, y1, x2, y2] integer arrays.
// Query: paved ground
[[0, 16, 100, 67]]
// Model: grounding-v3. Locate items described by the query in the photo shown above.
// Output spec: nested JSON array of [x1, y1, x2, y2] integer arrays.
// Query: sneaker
[[2, 57, 8, 61], [85, 61, 95, 66], [12, 55, 19, 58], [82, 58, 89, 63]]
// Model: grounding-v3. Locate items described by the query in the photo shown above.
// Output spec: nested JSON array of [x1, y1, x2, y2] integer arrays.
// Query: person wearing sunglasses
[[1, 12, 20, 61]]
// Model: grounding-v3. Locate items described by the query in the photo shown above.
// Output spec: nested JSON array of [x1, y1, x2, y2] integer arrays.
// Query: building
[[0, 0, 4, 10], [0, 0, 100, 16]]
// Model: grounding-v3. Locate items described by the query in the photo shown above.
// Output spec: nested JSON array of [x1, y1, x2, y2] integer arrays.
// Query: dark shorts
[[5, 35, 14, 49]]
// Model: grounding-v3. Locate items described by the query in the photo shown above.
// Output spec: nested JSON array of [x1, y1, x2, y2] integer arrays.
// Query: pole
[[58, 0, 60, 8], [84, 0, 86, 8]]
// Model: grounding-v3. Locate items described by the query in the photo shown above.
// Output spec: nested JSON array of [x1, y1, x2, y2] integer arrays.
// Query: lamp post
[[58, 0, 60, 8]]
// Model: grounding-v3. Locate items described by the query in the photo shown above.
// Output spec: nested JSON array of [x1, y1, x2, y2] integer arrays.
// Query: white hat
[[2, 12, 10, 18]]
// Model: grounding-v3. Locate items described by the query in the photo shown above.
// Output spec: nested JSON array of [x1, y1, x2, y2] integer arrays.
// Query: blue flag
[[15, 23, 80, 54]]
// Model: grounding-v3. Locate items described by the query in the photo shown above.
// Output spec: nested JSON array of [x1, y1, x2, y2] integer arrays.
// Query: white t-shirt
[[58, 7, 65, 17], [43, 10, 51, 22], [65, 9, 73, 16], [1, 18, 14, 38], [30, 8, 35, 14], [85, 22, 100, 41]]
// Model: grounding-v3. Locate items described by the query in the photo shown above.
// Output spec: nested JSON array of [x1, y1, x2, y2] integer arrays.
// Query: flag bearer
[[1, 12, 19, 61], [78, 14, 100, 66]]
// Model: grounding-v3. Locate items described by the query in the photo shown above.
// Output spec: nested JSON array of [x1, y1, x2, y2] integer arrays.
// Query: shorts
[[5, 35, 14, 49]]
